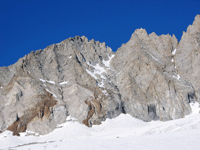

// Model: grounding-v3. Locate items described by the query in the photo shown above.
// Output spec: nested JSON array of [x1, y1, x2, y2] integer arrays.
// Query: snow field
[[0, 103, 200, 150]]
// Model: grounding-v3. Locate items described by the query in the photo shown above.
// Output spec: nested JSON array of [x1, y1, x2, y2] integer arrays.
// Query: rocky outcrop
[[175, 15, 200, 102], [7, 92, 57, 135], [0, 15, 199, 135], [111, 29, 194, 121]]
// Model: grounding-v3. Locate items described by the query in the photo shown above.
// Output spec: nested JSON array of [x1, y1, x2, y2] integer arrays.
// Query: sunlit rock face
[[0, 15, 199, 135], [175, 15, 200, 102]]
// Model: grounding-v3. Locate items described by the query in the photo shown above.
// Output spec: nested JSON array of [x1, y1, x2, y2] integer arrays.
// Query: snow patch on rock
[[59, 81, 68, 85], [86, 63, 107, 80], [146, 51, 159, 61], [172, 49, 177, 55], [101, 90, 109, 96], [173, 74, 180, 80], [86, 69, 98, 80], [46, 89, 57, 98], [40, 79, 55, 84], [103, 54, 115, 68], [190, 102, 200, 114]]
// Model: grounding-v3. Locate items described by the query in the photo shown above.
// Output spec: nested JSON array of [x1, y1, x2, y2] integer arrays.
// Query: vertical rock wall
[[0, 15, 199, 135]]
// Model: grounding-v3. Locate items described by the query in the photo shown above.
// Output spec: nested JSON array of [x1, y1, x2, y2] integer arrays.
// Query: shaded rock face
[[0, 15, 199, 135]]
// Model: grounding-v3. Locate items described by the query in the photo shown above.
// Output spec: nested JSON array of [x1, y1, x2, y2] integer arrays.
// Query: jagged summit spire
[[0, 15, 199, 136]]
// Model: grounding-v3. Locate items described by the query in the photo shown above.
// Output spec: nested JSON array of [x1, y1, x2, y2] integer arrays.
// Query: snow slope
[[0, 103, 200, 150]]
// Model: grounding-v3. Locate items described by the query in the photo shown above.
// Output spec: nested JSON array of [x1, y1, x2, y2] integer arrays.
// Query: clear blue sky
[[0, 0, 200, 67]]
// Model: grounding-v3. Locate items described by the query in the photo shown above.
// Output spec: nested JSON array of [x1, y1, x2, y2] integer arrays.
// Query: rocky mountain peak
[[0, 15, 200, 135], [185, 15, 200, 35], [131, 28, 148, 38]]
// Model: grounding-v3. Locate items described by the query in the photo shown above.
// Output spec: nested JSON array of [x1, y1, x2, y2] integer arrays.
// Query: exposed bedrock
[[0, 15, 199, 135]]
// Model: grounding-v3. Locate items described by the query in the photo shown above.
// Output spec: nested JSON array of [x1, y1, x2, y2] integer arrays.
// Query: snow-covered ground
[[1, 102, 200, 150]]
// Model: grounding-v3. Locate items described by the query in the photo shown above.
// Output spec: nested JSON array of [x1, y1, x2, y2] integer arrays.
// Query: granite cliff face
[[0, 15, 199, 135]]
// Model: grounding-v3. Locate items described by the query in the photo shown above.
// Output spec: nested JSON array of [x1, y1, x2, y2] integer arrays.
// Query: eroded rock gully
[[0, 15, 200, 135]]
